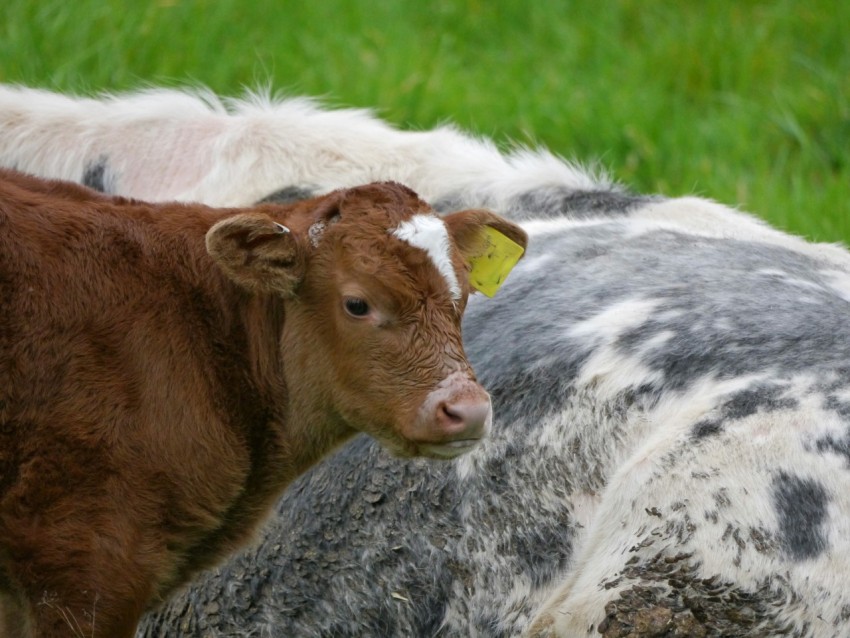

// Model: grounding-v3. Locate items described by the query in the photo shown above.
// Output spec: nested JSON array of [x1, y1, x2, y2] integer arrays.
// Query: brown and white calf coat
[[0, 170, 526, 638]]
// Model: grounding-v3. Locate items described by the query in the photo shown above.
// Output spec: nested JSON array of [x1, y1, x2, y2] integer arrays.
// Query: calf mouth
[[418, 438, 482, 459]]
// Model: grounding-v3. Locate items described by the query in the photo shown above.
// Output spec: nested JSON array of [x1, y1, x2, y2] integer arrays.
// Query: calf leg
[[9, 550, 154, 638], [30, 588, 144, 638], [2, 498, 163, 638], [0, 589, 32, 638]]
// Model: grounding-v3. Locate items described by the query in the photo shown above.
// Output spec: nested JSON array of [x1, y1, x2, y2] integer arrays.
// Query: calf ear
[[443, 209, 528, 297], [206, 213, 306, 297], [444, 209, 528, 255]]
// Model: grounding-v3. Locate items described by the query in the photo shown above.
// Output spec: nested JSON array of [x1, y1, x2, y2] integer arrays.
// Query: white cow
[[0, 84, 602, 211], [2, 85, 850, 637]]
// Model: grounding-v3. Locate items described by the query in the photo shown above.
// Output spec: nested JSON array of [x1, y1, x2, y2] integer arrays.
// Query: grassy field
[[1, 0, 847, 244]]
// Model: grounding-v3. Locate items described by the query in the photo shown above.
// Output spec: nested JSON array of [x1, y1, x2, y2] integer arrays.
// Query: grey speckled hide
[[139, 198, 850, 638]]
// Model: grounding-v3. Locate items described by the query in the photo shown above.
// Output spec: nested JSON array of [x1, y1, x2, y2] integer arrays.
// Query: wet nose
[[437, 396, 491, 440], [408, 372, 492, 459]]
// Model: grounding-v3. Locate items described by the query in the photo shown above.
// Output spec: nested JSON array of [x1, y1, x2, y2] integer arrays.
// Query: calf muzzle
[[411, 372, 492, 459]]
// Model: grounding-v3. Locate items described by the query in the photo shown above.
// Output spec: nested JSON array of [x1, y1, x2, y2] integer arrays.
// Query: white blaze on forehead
[[391, 214, 461, 300]]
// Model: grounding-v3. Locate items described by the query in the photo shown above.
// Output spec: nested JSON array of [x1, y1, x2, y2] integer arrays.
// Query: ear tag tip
[[468, 227, 524, 297]]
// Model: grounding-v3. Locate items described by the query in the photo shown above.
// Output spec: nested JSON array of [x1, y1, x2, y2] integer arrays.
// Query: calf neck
[[0, 170, 526, 638]]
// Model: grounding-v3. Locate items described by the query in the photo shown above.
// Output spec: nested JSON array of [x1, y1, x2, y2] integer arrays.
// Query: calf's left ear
[[443, 209, 528, 297], [206, 213, 306, 296]]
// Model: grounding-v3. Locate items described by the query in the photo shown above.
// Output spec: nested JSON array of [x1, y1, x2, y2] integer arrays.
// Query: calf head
[[207, 182, 527, 459]]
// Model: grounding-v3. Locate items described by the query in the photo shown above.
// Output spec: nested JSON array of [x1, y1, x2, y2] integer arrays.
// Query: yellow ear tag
[[468, 227, 525, 297]]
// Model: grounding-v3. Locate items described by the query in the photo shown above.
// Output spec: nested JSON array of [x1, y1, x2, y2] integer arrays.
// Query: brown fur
[[0, 170, 527, 637]]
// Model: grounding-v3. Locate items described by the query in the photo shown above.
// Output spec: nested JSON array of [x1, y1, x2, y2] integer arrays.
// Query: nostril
[[438, 398, 491, 436], [441, 402, 465, 425]]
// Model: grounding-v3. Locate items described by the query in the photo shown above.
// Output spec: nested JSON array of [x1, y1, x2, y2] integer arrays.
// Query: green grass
[[1, 0, 847, 244]]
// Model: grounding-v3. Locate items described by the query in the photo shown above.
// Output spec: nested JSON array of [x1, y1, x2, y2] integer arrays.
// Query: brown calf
[[0, 170, 527, 638]]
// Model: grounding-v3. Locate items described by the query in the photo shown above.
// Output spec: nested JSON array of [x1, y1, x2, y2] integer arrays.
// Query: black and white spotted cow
[[2, 85, 850, 637]]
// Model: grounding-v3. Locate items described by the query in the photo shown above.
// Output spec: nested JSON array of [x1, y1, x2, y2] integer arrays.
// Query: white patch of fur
[[834, 385, 850, 404], [567, 297, 660, 342], [757, 268, 839, 297], [514, 252, 555, 276], [307, 220, 325, 247], [520, 216, 622, 237], [575, 349, 663, 403], [569, 491, 601, 533], [625, 374, 768, 473], [0, 85, 601, 210], [821, 268, 850, 303], [757, 268, 789, 277], [632, 197, 850, 268], [391, 215, 461, 300], [567, 298, 664, 400]]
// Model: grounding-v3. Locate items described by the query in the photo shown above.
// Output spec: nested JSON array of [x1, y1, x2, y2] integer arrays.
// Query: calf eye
[[344, 297, 370, 317]]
